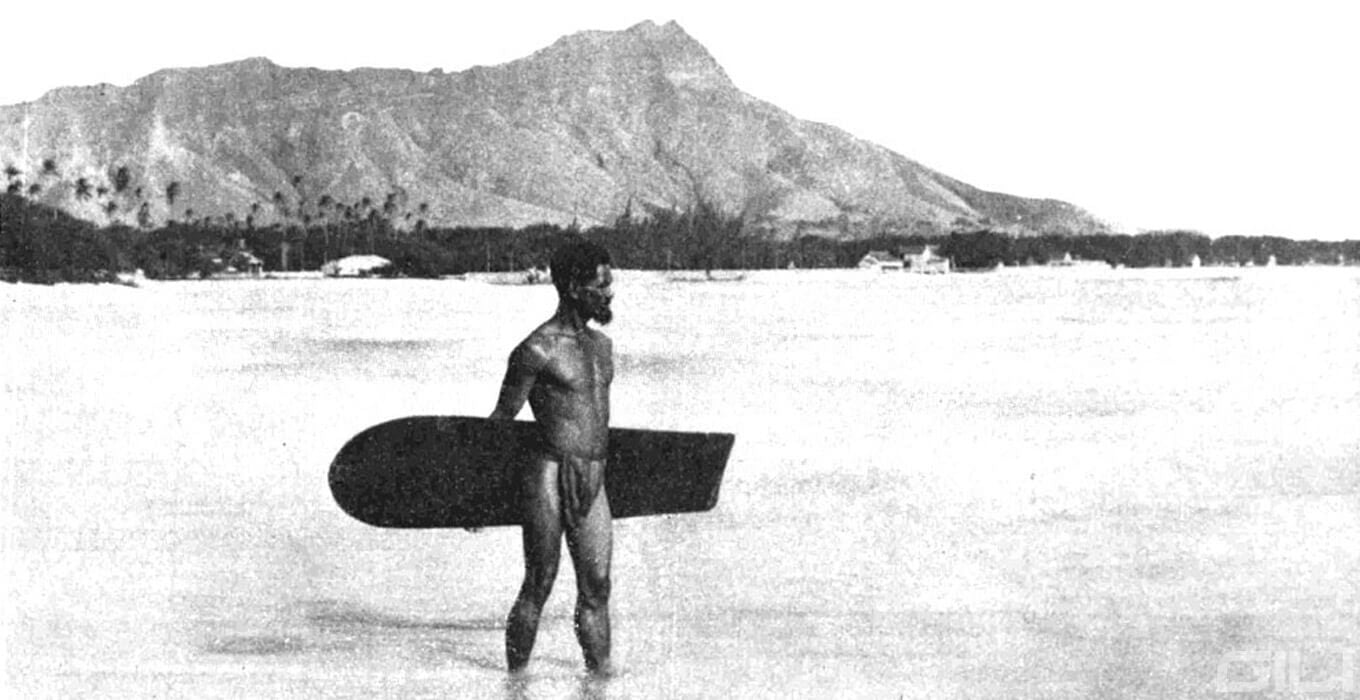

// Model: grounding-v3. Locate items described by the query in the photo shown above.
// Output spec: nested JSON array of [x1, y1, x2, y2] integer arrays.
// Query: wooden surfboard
[[328, 416, 735, 528]]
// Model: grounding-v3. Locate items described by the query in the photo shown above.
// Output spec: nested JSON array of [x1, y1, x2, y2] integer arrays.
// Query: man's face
[[572, 264, 614, 325]]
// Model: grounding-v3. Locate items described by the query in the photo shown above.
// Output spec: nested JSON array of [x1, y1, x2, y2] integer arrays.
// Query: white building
[[858, 250, 904, 271], [900, 245, 951, 274], [322, 255, 392, 277]]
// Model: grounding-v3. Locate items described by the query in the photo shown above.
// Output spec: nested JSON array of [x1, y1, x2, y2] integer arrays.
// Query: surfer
[[489, 239, 616, 676]]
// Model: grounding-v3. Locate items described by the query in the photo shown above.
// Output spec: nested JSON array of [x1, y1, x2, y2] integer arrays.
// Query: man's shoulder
[[523, 320, 567, 348], [512, 328, 557, 364], [518, 321, 610, 356]]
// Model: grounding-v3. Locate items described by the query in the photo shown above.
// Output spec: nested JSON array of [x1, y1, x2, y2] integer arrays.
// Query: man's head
[[551, 240, 613, 325]]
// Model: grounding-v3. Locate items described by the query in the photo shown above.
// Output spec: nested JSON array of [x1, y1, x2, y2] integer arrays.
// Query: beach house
[[900, 245, 951, 274], [858, 250, 904, 271], [225, 249, 264, 277], [322, 254, 392, 277]]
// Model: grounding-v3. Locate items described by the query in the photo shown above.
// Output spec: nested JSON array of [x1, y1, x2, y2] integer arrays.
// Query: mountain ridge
[[0, 20, 1110, 239]]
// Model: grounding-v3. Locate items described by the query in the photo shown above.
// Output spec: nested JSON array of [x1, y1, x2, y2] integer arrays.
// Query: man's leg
[[565, 473, 613, 675], [506, 459, 562, 673]]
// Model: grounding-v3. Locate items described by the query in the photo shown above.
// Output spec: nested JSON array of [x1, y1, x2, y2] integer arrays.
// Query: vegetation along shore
[[3, 181, 1357, 285]]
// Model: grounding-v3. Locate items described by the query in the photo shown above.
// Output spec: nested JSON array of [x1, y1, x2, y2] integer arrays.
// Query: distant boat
[[477, 267, 551, 285], [666, 271, 746, 283], [1047, 252, 1110, 271]]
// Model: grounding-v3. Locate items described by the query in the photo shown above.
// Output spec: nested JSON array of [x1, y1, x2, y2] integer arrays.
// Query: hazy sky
[[6, 0, 1357, 239]]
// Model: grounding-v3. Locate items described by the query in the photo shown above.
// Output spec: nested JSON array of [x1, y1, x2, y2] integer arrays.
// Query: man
[[489, 239, 615, 675]]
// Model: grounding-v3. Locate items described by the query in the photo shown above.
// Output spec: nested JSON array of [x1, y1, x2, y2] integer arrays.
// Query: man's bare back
[[488, 242, 616, 675]]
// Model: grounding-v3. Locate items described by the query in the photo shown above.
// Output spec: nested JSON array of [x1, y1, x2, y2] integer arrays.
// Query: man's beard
[[570, 292, 612, 325]]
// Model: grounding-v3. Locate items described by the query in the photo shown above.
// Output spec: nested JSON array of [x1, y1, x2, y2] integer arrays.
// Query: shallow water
[[4, 268, 1358, 698]]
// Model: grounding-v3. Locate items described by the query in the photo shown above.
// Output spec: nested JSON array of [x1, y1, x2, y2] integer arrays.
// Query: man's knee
[[576, 567, 611, 609]]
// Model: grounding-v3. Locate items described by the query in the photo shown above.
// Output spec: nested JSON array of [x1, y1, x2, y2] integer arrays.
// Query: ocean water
[[3, 268, 1357, 698]]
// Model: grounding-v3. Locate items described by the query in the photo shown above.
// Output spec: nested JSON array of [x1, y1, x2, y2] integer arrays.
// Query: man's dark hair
[[550, 239, 612, 297]]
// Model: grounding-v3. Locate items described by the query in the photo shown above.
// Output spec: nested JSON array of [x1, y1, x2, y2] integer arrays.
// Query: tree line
[[0, 190, 754, 281], [6, 189, 1358, 285], [899, 229, 1359, 270], [3, 155, 1358, 283]]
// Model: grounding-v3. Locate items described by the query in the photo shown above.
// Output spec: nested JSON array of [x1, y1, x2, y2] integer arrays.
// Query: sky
[[5, 0, 1358, 240]]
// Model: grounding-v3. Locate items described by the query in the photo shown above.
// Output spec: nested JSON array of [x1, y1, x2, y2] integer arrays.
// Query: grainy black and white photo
[[3, 2, 1357, 697]]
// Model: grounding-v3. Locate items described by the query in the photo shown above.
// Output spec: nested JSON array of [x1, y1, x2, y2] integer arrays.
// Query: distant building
[[900, 245, 951, 274], [322, 254, 392, 277], [227, 250, 264, 276], [1048, 251, 1110, 270], [858, 250, 904, 271]]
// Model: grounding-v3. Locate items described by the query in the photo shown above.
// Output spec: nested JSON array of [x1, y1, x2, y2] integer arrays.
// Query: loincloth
[[519, 445, 606, 521], [549, 452, 606, 524]]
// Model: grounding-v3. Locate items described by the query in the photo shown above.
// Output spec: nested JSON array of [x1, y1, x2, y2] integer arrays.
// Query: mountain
[[0, 21, 1109, 238]]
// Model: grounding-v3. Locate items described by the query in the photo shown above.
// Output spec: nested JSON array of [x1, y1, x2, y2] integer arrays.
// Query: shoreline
[[5, 264, 1358, 293]]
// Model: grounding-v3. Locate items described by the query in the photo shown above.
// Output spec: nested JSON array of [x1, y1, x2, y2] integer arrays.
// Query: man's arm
[[490, 341, 546, 420]]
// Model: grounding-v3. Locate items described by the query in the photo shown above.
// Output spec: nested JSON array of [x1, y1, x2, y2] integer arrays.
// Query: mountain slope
[[0, 21, 1109, 238]]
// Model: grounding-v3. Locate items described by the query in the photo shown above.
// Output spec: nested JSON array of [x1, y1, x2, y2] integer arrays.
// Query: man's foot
[[502, 672, 532, 700], [585, 658, 617, 679]]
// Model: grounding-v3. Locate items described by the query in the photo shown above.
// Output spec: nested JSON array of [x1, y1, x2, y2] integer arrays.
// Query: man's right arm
[[490, 341, 546, 420]]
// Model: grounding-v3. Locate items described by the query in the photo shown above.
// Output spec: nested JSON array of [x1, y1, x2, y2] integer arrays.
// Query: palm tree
[[272, 190, 287, 220], [297, 226, 307, 270], [41, 158, 58, 178], [364, 209, 380, 254], [112, 165, 132, 194], [75, 177, 93, 201], [290, 175, 308, 227], [414, 202, 431, 235], [165, 181, 181, 206]]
